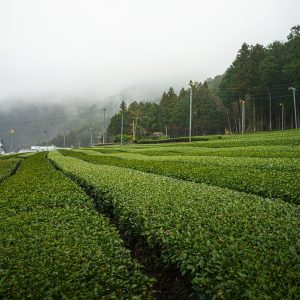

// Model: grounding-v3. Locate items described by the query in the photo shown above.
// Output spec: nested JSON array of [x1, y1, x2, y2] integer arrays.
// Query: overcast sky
[[0, 0, 299, 104]]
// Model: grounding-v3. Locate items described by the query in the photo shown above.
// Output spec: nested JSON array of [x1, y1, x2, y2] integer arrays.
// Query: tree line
[[108, 25, 300, 140]]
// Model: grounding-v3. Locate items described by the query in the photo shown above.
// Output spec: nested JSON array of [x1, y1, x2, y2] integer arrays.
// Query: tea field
[[0, 130, 299, 299]]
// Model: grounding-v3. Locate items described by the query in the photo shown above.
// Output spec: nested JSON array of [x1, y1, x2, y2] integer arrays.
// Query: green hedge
[[135, 130, 300, 146], [0, 158, 21, 183], [61, 150, 300, 204], [0, 153, 154, 298], [124, 145, 300, 158], [136, 136, 210, 144], [50, 151, 300, 299]]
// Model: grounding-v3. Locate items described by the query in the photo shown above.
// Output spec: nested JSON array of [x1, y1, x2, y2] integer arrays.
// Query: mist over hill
[[0, 84, 164, 150]]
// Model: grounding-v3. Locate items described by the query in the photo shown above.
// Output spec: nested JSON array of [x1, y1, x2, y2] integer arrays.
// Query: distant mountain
[[0, 84, 164, 150], [0, 100, 116, 150]]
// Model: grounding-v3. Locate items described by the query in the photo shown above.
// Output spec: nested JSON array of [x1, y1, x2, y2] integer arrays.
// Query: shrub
[[50, 151, 300, 299]]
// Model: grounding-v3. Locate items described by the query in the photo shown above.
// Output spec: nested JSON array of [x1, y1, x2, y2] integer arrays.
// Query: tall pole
[[103, 108, 106, 144], [63, 125, 66, 148], [90, 128, 93, 147], [189, 80, 193, 143], [289, 87, 297, 129], [226, 110, 232, 134], [253, 99, 256, 132], [293, 88, 297, 129], [165, 125, 168, 138], [280, 103, 284, 131], [10, 132, 12, 153], [44, 130, 48, 151], [9, 129, 14, 153], [132, 120, 135, 141], [269, 92, 272, 131], [121, 112, 124, 146], [241, 99, 245, 134]]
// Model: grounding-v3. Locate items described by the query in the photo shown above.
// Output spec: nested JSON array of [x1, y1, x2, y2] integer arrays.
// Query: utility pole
[[132, 120, 136, 141], [103, 108, 106, 144], [120, 112, 124, 146], [240, 99, 246, 134], [226, 109, 232, 134], [90, 128, 93, 147], [9, 129, 14, 153], [280, 103, 284, 131], [268, 92, 272, 131], [44, 130, 48, 151], [253, 99, 256, 132], [63, 125, 66, 148], [289, 87, 297, 129], [189, 80, 194, 142]]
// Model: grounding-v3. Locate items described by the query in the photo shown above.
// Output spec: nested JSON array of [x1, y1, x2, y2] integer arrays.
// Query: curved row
[[0, 153, 154, 299], [50, 151, 300, 299], [62, 149, 300, 204]]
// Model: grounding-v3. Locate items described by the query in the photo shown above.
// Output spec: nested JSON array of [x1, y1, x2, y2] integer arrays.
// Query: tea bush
[[62, 149, 300, 204], [0, 153, 154, 299], [50, 151, 300, 299]]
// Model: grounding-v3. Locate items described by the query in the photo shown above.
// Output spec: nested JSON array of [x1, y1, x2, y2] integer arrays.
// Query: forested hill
[[108, 25, 300, 140], [0, 101, 115, 150], [0, 83, 163, 150]]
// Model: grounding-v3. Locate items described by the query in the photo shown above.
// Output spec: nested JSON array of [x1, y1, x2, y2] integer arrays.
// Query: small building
[[31, 145, 56, 152], [152, 132, 165, 138]]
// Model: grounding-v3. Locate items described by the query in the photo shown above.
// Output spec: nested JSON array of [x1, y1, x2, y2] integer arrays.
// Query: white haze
[[0, 0, 299, 106]]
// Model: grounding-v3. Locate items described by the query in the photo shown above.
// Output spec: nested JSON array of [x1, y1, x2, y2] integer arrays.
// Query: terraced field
[[1, 130, 299, 299], [0, 153, 154, 299]]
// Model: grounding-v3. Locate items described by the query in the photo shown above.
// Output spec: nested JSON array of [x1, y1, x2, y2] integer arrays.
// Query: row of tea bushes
[[124, 145, 300, 159], [136, 136, 210, 144], [50, 151, 300, 299], [0, 153, 154, 299], [62, 150, 300, 204], [115, 130, 300, 148], [0, 158, 21, 183], [80, 149, 300, 173], [172, 130, 300, 148], [89, 130, 300, 158]]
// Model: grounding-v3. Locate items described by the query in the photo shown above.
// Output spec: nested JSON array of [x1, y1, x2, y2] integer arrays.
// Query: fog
[[0, 0, 300, 107]]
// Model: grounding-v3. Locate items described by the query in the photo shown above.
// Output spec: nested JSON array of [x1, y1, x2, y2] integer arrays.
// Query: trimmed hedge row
[[134, 130, 300, 147], [136, 136, 210, 144], [124, 145, 300, 158], [62, 150, 300, 204], [0, 153, 154, 298], [0, 158, 21, 183], [79, 149, 300, 172], [50, 151, 300, 299]]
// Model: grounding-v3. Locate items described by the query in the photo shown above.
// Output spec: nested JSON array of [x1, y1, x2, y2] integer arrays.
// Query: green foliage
[[61, 146, 300, 204], [113, 134, 132, 143], [108, 24, 300, 139], [0, 153, 154, 298], [50, 151, 300, 299], [61, 130, 300, 204], [108, 83, 225, 140], [219, 25, 300, 132], [0, 158, 21, 183], [136, 136, 209, 144]]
